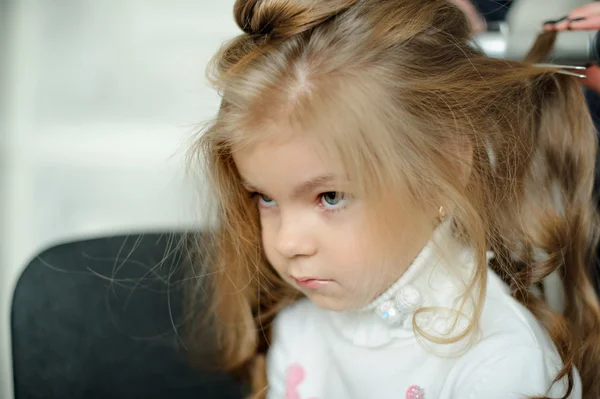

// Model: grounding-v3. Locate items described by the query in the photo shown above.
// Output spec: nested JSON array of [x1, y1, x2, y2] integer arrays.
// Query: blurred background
[[0, 0, 595, 398], [1, 1, 238, 397]]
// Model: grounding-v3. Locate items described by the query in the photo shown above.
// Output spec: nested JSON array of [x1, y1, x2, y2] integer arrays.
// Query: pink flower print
[[285, 363, 317, 399], [406, 385, 425, 399]]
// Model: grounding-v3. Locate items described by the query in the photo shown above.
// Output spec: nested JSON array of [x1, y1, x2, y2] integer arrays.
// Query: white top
[[266, 222, 581, 399]]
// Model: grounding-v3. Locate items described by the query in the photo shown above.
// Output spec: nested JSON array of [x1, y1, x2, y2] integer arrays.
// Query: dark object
[[11, 233, 244, 399], [569, 17, 587, 23], [542, 16, 568, 26], [473, 0, 512, 22]]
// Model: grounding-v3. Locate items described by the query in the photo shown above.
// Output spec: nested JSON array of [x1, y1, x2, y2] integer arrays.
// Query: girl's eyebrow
[[290, 175, 336, 199], [241, 174, 337, 199]]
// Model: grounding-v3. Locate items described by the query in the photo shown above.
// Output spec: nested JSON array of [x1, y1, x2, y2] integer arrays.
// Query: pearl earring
[[437, 206, 446, 223]]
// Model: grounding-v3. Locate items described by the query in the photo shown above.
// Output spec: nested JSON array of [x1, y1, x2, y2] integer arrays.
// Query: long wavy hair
[[185, 1, 600, 398]]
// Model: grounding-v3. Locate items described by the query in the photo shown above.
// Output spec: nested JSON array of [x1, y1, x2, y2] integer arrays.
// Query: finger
[[550, 19, 569, 31], [544, 3, 600, 31], [582, 65, 600, 94], [543, 15, 568, 31], [565, 14, 600, 30], [544, 16, 580, 32], [567, 2, 600, 19], [550, 14, 600, 31], [543, 23, 559, 32]]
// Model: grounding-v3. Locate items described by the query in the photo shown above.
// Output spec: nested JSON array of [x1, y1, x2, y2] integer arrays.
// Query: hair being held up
[[185, 1, 600, 398]]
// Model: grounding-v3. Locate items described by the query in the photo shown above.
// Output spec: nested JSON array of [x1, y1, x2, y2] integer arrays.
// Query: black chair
[[11, 233, 244, 399], [12, 231, 598, 399]]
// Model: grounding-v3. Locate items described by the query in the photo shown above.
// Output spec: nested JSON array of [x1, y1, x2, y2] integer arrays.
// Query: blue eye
[[257, 194, 277, 207], [320, 192, 347, 209]]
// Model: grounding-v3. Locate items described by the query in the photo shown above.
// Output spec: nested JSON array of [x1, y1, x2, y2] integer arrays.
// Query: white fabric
[[266, 222, 581, 398]]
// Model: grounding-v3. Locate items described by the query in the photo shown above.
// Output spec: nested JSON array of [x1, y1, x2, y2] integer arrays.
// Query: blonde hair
[[185, 1, 600, 398]]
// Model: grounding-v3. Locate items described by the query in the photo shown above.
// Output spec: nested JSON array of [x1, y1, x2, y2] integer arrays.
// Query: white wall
[[0, 1, 238, 397]]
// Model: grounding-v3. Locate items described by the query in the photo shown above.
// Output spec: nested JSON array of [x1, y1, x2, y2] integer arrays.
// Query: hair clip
[[533, 63, 587, 79]]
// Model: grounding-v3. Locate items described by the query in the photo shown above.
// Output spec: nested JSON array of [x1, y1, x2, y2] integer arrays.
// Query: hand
[[543, 2, 600, 93], [543, 2, 600, 32], [449, 0, 486, 34]]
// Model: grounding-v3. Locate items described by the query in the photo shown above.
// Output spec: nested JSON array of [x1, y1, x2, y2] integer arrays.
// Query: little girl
[[187, 0, 600, 398]]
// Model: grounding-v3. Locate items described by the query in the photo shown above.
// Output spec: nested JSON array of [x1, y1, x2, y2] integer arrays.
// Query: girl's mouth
[[292, 276, 333, 289]]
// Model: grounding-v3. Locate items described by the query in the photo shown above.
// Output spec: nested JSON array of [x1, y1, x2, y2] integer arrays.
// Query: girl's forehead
[[233, 132, 344, 178], [230, 115, 394, 199], [234, 121, 323, 160]]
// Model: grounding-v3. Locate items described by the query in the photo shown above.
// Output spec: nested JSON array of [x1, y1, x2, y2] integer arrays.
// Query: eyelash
[[248, 192, 349, 213]]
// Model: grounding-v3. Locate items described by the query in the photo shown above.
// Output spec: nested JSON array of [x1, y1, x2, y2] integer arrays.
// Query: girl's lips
[[293, 277, 333, 289]]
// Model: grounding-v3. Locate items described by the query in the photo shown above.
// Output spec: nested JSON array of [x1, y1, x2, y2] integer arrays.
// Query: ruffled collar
[[326, 219, 484, 348]]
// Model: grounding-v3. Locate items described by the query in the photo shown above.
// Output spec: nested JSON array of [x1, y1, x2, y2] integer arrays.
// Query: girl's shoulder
[[481, 269, 558, 352], [452, 270, 581, 397], [423, 269, 581, 398]]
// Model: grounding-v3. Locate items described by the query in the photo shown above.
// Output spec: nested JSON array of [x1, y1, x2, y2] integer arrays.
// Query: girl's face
[[233, 127, 434, 311]]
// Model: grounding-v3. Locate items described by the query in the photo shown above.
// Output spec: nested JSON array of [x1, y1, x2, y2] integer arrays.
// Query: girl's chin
[[304, 292, 364, 312]]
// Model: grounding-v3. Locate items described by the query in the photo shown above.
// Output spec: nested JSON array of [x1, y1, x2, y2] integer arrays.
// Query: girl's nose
[[274, 215, 317, 259]]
